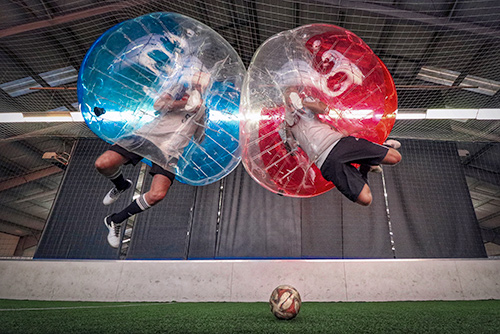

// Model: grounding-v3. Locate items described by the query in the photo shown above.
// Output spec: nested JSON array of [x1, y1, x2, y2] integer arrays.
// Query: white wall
[[0, 259, 499, 302]]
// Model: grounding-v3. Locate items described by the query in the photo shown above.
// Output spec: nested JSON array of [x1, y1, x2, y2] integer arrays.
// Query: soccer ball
[[269, 285, 302, 320]]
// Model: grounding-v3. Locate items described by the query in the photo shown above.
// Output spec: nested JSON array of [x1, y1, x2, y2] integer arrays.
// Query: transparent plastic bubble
[[240, 24, 397, 197], [78, 12, 245, 185]]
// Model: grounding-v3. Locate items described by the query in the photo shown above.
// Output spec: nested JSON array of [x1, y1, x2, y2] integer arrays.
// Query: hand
[[184, 90, 203, 112], [153, 93, 174, 111], [154, 92, 189, 112], [284, 87, 302, 109], [302, 99, 329, 115]]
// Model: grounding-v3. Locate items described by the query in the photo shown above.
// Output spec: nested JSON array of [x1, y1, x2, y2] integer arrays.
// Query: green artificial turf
[[0, 299, 499, 333]]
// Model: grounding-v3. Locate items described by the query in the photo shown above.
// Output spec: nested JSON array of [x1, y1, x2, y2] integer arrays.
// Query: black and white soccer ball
[[269, 285, 302, 320]]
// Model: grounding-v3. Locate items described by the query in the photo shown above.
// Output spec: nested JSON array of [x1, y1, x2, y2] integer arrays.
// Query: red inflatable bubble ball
[[240, 24, 397, 197]]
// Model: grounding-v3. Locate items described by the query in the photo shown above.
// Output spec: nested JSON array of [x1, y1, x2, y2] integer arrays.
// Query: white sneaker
[[104, 215, 122, 248], [103, 179, 133, 206], [384, 139, 401, 149]]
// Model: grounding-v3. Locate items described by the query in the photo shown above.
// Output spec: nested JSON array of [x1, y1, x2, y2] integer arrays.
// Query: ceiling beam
[[0, 0, 151, 39], [479, 211, 500, 225], [0, 141, 52, 177], [0, 165, 62, 192], [462, 143, 494, 166], [451, 123, 500, 142], [0, 205, 46, 231], [1, 1, 498, 44], [0, 44, 75, 111], [14, 188, 57, 203], [320, 0, 500, 40], [0, 219, 40, 236]]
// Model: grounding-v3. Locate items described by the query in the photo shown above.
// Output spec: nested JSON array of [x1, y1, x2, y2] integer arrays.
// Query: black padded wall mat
[[384, 140, 486, 258], [125, 174, 197, 260], [35, 139, 140, 259], [36, 139, 486, 259]]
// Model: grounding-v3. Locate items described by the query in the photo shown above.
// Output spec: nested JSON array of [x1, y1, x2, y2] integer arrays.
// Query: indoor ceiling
[[0, 0, 499, 256]]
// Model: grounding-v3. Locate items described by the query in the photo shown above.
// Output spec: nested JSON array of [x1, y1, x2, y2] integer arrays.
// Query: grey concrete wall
[[0, 259, 499, 302]]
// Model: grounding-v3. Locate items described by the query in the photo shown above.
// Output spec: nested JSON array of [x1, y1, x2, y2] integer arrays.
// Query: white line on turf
[[0, 303, 169, 312]]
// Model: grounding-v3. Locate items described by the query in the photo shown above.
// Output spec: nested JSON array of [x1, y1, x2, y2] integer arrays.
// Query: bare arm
[[280, 87, 300, 153], [278, 121, 298, 154], [153, 92, 189, 113], [192, 115, 206, 144], [289, 89, 353, 136]]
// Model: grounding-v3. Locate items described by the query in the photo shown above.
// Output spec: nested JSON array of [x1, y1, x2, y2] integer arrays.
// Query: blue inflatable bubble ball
[[78, 12, 245, 185]]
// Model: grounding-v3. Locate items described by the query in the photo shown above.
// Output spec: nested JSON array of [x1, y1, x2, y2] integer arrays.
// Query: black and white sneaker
[[104, 215, 122, 248], [369, 165, 383, 173], [360, 164, 382, 183], [103, 179, 133, 206], [384, 139, 401, 149]]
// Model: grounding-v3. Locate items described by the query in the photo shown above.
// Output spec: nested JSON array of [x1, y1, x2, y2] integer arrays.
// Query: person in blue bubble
[[94, 57, 210, 248]]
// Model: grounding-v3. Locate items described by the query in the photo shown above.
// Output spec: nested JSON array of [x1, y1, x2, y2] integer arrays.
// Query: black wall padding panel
[[35, 139, 140, 259], [125, 174, 197, 260], [36, 139, 486, 260], [342, 175, 396, 259], [186, 180, 222, 259], [300, 190, 343, 258], [300, 175, 395, 259], [216, 165, 302, 259], [384, 140, 487, 258]]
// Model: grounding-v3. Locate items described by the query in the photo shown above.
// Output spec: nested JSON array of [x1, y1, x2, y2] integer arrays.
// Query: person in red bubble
[[281, 86, 401, 206]]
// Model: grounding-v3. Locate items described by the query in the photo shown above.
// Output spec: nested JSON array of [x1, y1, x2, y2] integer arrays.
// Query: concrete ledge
[[0, 259, 499, 302]]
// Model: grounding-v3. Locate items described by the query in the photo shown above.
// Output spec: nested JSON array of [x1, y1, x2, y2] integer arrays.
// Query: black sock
[[110, 194, 151, 224], [107, 169, 130, 190]]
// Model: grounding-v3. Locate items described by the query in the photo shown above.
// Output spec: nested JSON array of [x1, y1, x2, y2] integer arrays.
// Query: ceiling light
[[426, 109, 478, 119], [1, 113, 24, 122], [476, 109, 500, 120], [0, 77, 42, 97], [39, 66, 79, 87], [416, 66, 460, 86], [395, 109, 500, 120], [0, 112, 84, 122], [460, 75, 500, 96], [396, 113, 426, 120], [70, 112, 84, 121], [23, 112, 73, 122]]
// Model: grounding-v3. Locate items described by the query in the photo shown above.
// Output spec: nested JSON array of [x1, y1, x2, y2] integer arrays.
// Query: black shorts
[[109, 144, 176, 182], [320, 136, 389, 202]]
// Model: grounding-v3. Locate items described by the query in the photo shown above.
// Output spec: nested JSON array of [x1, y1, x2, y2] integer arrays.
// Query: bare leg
[[381, 148, 402, 166], [356, 184, 373, 206], [144, 174, 172, 206], [111, 173, 172, 224], [356, 147, 401, 206], [104, 174, 172, 249], [96, 150, 133, 205], [95, 150, 129, 177]]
